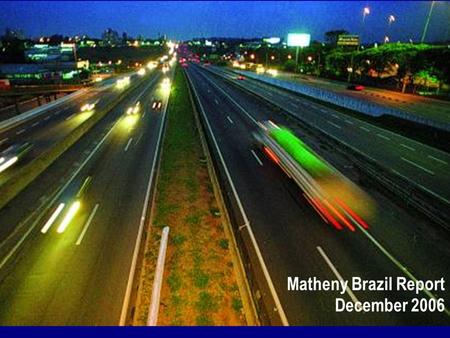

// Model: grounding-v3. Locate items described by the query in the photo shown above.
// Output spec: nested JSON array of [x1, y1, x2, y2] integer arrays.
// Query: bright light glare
[[138, 68, 146, 76], [0, 156, 18, 173], [0, 157, 4, 165], [80, 103, 95, 112], [116, 77, 130, 89], [266, 69, 278, 76], [147, 61, 157, 70], [57, 201, 81, 233], [161, 78, 171, 92], [287, 33, 311, 47], [41, 203, 65, 233], [256, 66, 265, 74]]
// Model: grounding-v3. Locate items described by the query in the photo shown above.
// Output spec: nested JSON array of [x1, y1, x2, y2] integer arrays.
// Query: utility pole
[[295, 46, 300, 73], [421, 1, 435, 43]]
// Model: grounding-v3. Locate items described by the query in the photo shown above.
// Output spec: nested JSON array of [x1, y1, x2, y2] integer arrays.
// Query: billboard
[[287, 33, 311, 47], [263, 37, 281, 44], [337, 35, 360, 46]]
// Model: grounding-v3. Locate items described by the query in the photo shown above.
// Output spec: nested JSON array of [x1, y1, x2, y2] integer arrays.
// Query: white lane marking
[[76, 204, 99, 245], [196, 70, 259, 125], [359, 126, 370, 132], [251, 150, 263, 166], [400, 143, 415, 151], [44, 116, 51, 121], [327, 121, 341, 129], [332, 114, 341, 119], [0, 138, 8, 146], [354, 223, 450, 316], [226, 116, 234, 124], [186, 70, 289, 325], [401, 157, 434, 175], [41, 203, 65, 234], [0, 76, 160, 271], [392, 167, 449, 203], [135, 133, 143, 146], [214, 98, 219, 105], [124, 137, 133, 152], [377, 133, 391, 141], [65, 113, 75, 121], [16, 129, 26, 135], [289, 103, 297, 108], [344, 119, 354, 125], [119, 73, 171, 325], [31, 121, 40, 127], [317, 246, 360, 305], [320, 109, 328, 113], [428, 155, 447, 165]]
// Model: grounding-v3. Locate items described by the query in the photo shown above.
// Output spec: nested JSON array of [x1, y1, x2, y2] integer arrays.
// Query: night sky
[[1, 1, 449, 43]]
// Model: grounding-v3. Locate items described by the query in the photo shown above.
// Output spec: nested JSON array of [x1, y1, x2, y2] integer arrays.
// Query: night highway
[[184, 63, 450, 325], [0, 0, 449, 332], [0, 68, 171, 324]]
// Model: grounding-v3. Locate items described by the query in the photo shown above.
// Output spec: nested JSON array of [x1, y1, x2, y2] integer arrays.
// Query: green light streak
[[269, 128, 332, 177]]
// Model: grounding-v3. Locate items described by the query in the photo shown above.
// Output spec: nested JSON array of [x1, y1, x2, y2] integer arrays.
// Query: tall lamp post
[[386, 14, 396, 43], [421, 1, 436, 43], [360, 6, 370, 50]]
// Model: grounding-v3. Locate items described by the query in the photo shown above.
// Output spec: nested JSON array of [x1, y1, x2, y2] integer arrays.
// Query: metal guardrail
[[236, 70, 450, 133], [185, 68, 288, 325], [206, 66, 450, 231]]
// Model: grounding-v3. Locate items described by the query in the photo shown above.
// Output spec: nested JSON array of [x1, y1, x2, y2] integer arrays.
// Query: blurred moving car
[[253, 121, 374, 232], [347, 84, 365, 91], [152, 99, 163, 110], [0, 141, 33, 174], [236, 75, 245, 80], [126, 101, 141, 115], [80, 102, 96, 112]]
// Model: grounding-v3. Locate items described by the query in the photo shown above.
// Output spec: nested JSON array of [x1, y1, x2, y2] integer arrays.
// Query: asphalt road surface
[[185, 64, 450, 325], [210, 66, 450, 207], [0, 73, 143, 186], [0, 68, 170, 325]]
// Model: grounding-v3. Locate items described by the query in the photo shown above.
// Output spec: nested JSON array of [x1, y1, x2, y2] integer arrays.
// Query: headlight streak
[[57, 201, 81, 233], [41, 203, 65, 234], [0, 156, 18, 173]]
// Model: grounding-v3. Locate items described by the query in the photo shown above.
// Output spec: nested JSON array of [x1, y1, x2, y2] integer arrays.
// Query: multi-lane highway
[[185, 63, 450, 325], [210, 66, 450, 206], [0, 68, 171, 324], [0, 75, 140, 186]]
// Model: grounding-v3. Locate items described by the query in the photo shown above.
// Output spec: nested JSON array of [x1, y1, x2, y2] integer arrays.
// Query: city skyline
[[1, 1, 449, 43]]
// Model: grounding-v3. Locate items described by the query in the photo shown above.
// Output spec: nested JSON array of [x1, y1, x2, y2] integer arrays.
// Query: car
[[80, 102, 96, 112], [126, 101, 141, 115], [236, 75, 245, 80], [152, 99, 163, 110], [0, 141, 33, 174], [347, 84, 365, 91]]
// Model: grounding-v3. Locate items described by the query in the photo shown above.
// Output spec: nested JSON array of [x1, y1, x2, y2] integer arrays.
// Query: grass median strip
[[134, 67, 246, 325]]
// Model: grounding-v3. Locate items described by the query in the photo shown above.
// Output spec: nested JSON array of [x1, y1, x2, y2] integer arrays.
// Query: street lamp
[[361, 6, 371, 48], [363, 7, 370, 23], [386, 14, 396, 43], [388, 14, 396, 25]]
